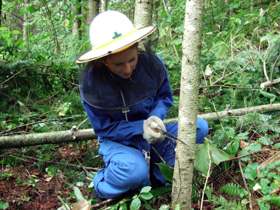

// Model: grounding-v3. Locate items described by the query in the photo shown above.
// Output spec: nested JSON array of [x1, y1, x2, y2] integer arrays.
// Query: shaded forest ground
[[1, 130, 280, 210]]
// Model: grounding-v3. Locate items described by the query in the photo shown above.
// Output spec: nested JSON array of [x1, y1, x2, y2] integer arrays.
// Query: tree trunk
[[0, 0, 2, 26], [100, 0, 107, 12], [87, 0, 99, 26], [1, 103, 280, 149], [23, 0, 28, 41], [72, 0, 82, 38], [134, 0, 153, 50], [171, 0, 205, 209]]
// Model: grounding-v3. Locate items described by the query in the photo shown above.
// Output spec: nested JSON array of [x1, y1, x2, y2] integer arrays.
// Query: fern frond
[[211, 195, 246, 210], [220, 183, 248, 198]]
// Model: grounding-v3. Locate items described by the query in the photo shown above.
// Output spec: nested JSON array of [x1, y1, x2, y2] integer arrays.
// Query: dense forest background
[[1, 0, 280, 209]]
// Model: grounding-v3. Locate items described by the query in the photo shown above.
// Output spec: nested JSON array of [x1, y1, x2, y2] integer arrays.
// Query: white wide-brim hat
[[76, 10, 157, 64]]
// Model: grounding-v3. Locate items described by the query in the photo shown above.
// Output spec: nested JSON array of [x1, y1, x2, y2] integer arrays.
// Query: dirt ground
[[0, 138, 279, 210]]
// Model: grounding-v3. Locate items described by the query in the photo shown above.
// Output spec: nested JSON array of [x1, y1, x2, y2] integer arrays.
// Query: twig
[[270, 54, 280, 82], [0, 68, 27, 86], [0, 115, 86, 135], [41, 0, 60, 53], [262, 57, 270, 82], [74, 156, 90, 175], [238, 152, 253, 210], [7, 154, 100, 171], [260, 78, 280, 90], [212, 71, 236, 86], [90, 198, 115, 209], [152, 147, 166, 164], [203, 73, 224, 131], [34, 91, 60, 103], [77, 118, 89, 130], [161, 0, 180, 61], [220, 149, 277, 162], [38, 72, 79, 87], [200, 142, 212, 210]]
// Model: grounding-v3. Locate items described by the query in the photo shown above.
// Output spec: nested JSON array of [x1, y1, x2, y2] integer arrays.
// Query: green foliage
[[194, 138, 230, 175], [0, 201, 9, 210], [156, 163, 173, 182], [1, 0, 280, 209], [220, 183, 248, 198], [210, 195, 247, 210]]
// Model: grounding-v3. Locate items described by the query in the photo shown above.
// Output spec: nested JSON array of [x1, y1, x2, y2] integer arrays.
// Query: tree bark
[[0, 0, 2, 26], [22, 0, 28, 41], [171, 0, 204, 209], [100, 0, 107, 12], [1, 103, 280, 149], [72, 0, 82, 39], [260, 78, 280, 90], [0, 128, 96, 149], [134, 0, 153, 50], [87, 0, 99, 25]]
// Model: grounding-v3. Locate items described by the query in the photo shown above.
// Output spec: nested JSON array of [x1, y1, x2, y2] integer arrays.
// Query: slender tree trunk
[[100, 0, 107, 12], [0, 0, 2, 26], [23, 0, 28, 41], [87, 0, 99, 25], [171, 0, 205, 209], [72, 0, 79, 37], [134, 0, 153, 50], [250, 0, 254, 11]]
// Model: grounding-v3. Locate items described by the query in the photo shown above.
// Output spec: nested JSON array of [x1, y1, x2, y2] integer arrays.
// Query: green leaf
[[140, 192, 153, 200], [12, 30, 21, 35], [194, 143, 210, 175], [195, 140, 230, 175], [130, 197, 141, 210], [0, 202, 9, 210], [273, 143, 280, 148], [156, 163, 173, 182], [224, 138, 239, 156], [271, 195, 280, 206], [73, 186, 84, 201], [140, 186, 152, 194], [0, 27, 8, 31], [159, 204, 170, 210], [209, 143, 230, 165], [150, 185, 172, 197], [260, 178, 272, 194], [257, 137, 270, 145], [244, 162, 258, 181], [248, 144, 262, 152], [260, 90, 276, 103]]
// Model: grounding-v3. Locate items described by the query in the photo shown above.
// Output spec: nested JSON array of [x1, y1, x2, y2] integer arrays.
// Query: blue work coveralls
[[81, 53, 209, 199]]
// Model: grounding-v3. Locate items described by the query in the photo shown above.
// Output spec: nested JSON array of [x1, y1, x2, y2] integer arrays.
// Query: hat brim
[[76, 25, 157, 64]]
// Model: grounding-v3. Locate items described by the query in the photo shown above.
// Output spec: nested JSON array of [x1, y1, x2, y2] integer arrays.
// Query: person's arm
[[83, 100, 144, 141]]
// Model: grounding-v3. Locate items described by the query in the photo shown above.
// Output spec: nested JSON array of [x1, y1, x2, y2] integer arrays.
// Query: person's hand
[[143, 116, 166, 144]]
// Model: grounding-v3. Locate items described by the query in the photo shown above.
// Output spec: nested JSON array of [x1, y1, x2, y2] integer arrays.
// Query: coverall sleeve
[[82, 99, 144, 141]]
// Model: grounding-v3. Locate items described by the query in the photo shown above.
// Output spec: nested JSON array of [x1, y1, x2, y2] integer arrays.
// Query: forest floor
[[0, 135, 279, 210]]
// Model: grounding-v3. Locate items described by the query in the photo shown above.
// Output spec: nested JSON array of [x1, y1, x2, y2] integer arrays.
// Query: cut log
[[1, 103, 280, 149]]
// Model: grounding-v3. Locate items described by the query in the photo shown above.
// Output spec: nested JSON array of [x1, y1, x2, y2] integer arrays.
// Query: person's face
[[105, 45, 138, 79]]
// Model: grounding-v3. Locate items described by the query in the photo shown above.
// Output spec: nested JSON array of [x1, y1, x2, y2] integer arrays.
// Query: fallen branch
[[1, 103, 280, 149], [260, 78, 280, 90], [164, 103, 280, 123]]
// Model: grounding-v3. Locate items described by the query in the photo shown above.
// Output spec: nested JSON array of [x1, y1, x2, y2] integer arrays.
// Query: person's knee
[[108, 156, 149, 187], [196, 118, 209, 144]]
